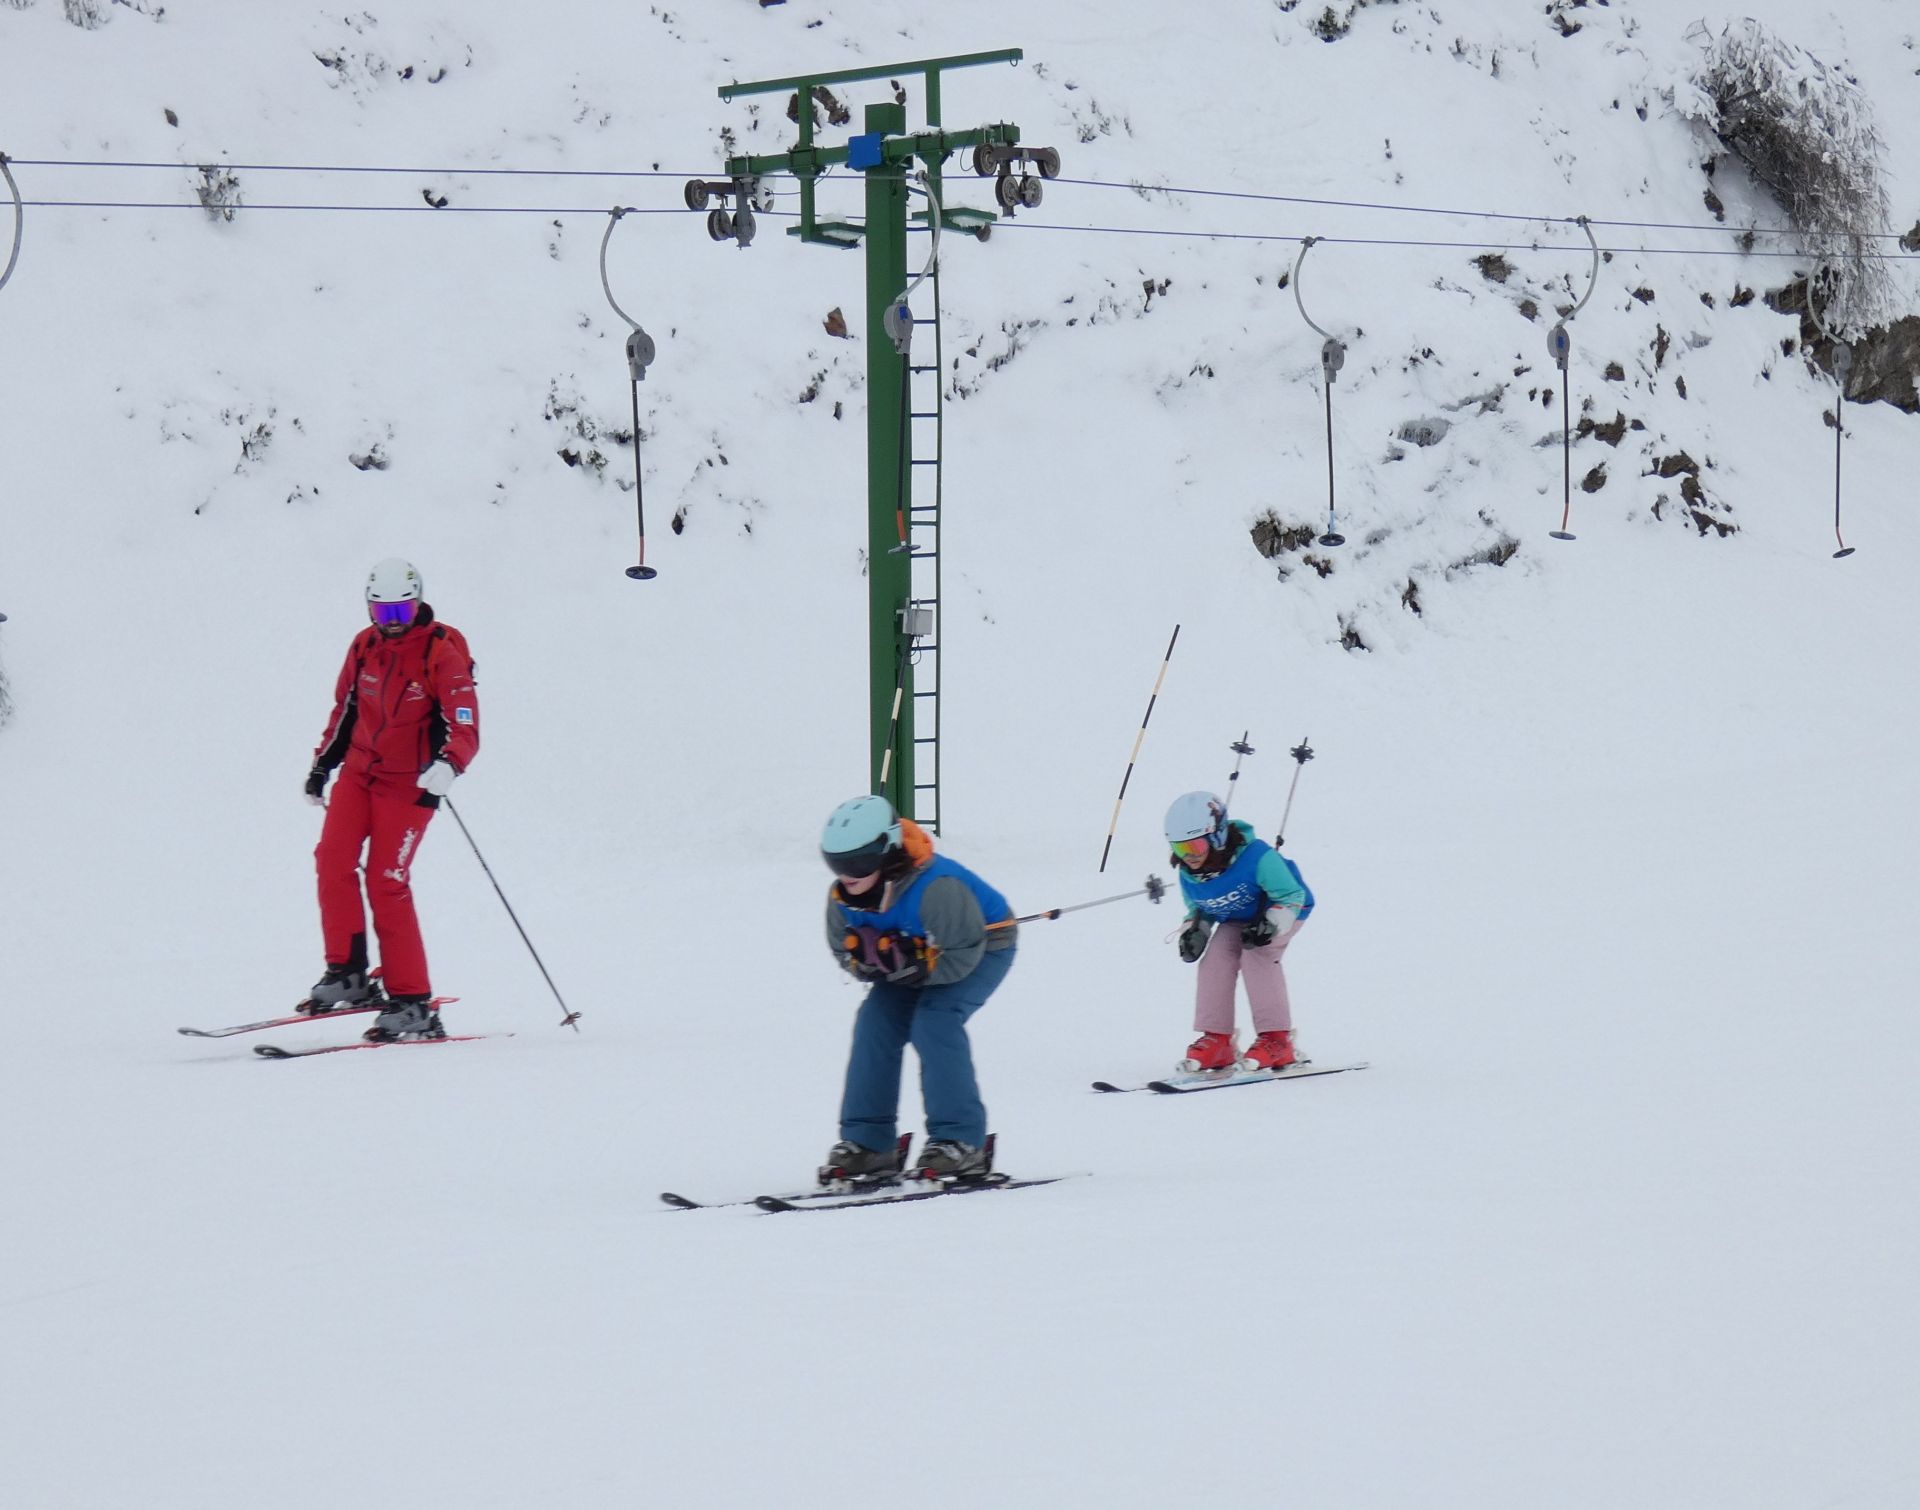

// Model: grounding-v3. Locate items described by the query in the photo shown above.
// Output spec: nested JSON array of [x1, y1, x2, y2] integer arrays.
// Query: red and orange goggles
[[1170, 835, 1213, 865]]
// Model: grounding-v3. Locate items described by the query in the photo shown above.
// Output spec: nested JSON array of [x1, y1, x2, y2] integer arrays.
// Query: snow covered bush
[[193, 164, 241, 223], [1684, 19, 1897, 335], [62, 0, 105, 27]]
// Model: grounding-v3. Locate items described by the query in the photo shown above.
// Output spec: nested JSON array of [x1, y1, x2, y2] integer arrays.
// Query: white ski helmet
[[365, 557, 424, 605], [1164, 790, 1229, 849], [821, 794, 902, 878]]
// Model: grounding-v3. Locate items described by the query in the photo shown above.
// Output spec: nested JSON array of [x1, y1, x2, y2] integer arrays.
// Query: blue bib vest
[[834, 853, 1013, 942], [1179, 837, 1315, 923]]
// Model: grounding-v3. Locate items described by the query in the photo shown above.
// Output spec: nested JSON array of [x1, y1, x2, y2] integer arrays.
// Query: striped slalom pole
[[1098, 624, 1180, 873]]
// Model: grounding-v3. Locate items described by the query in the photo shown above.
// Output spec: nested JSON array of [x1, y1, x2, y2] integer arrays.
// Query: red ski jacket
[[311, 608, 479, 802]]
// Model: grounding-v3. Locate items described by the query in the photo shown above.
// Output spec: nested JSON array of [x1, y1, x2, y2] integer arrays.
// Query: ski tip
[[754, 1195, 799, 1213], [659, 1192, 701, 1210], [1090, 1081, 1126, 1093], [253, 1044, 293, 1059]]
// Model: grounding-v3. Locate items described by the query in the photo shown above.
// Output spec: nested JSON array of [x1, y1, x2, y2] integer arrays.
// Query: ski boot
[[1179, 1030, 1238, 1073], [819, 1136, 908, 1189], [362, 995, 445, 1043], [1241, 1029, 1299, 1072], [301, 965, 380, 1015], [912, 1139, 992, 1181]]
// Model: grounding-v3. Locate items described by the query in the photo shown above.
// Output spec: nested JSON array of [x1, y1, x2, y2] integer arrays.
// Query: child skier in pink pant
[[1164, 790, 1315, 1072]]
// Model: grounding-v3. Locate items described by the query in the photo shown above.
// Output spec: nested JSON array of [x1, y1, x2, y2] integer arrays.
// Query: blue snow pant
[[838, 946, 1014, 1152]]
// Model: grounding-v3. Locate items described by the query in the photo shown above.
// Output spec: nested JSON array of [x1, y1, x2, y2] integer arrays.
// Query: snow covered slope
[[2, 2, 1918, 1506]]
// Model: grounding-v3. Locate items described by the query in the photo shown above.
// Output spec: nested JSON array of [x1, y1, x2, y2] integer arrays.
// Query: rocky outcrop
[[1769, 277, 1920, 413]]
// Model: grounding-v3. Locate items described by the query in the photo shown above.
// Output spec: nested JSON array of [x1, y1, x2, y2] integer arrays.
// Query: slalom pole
[[1098, 624, 1180, 873], [876, 636, 913, 789], [1275, 737, 1315, 846], [988, 874, 1166, 931], [443, 797, 582, 1032]]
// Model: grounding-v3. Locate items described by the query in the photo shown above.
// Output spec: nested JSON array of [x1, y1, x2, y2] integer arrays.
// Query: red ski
[[256, 1031, 501, 1060], [179, 1002, 391, 1039]]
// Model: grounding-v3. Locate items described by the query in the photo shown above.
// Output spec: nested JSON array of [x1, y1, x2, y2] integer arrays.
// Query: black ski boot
[[913, 1139, 992, 1180], [302, 933, 375, 1014], [362, 995, 444, 1043], [819, 1137, 907, 1187], [303, 965, 379, 1014]]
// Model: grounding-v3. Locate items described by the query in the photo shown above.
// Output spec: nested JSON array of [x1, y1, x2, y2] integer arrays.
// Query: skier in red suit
[[302, 558, 479, 1042]]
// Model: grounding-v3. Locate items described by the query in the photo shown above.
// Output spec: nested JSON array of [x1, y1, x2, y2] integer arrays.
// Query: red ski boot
[[1241, 1030, 1298, 1071], [1179, 1031, 1238, 1072]]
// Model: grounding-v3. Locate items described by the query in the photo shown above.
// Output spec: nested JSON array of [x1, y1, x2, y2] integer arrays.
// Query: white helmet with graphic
[[1164, 790, 1229, 849], [366, 557, 424, 604]]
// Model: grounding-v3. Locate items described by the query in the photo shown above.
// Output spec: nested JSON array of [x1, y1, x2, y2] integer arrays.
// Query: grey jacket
[[825, 859, 1016, 988]]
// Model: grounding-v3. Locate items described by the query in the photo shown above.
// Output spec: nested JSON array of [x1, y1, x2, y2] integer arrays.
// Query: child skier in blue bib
[[818, 795, 1018, 1180], [1163, 790, 1314, 1072]]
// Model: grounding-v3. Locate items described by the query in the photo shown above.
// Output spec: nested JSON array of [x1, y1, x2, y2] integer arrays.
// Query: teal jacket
[[1176, 820, 1312, 924]]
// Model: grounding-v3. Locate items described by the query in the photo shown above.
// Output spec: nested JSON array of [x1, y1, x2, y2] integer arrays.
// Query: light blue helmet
[[1164, 790, 1228, 848], [821, 794, 902, 878]]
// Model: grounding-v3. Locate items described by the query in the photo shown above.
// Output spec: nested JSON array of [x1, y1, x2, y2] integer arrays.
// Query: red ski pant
[[1193, 923, 1301, 1037], [315, 772, 437, 997]]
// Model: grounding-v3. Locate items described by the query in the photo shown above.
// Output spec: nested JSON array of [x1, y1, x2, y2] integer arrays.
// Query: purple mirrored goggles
[[368, 599, 419, 628]]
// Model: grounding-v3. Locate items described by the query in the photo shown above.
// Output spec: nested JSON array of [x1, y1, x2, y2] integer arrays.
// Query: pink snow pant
[[1193, 922, 1301, 1036]]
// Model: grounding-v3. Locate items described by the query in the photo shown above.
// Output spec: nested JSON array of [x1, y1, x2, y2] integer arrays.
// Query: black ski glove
[[873, 931, 930, 986], [304, 766, 330, 807], [1176, 916, 1213, 964], [840, 928, 928, 985], [1241, 913, 1279, 947]]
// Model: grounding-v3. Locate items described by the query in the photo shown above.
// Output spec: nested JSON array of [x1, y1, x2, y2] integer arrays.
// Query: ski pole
[[1275, 737, 1314, 846], [1220, 731, 1255, 820], [988, 874, 1166, 931], [443, 797, 582, 1032], [1098, 624, 1180, 873]]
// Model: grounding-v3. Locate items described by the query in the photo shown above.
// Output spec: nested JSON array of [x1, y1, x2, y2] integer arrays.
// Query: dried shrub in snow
[[1683, 18, 1896, 335], [193, 165, 241, 223], [63, 0, 106, 26]]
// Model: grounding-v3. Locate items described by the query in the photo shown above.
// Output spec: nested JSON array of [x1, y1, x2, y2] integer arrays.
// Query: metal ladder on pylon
[[902, 260, 944, 834]]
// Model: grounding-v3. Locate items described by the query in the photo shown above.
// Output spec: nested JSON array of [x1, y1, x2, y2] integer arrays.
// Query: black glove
[[1176, 917, 1213, 964], [303, 766, 330, 807], [1242, 907, 1298, 948], [1241, 913, 1279, 947], [872, 931, 930, 986], [841, 928, 928, 985]]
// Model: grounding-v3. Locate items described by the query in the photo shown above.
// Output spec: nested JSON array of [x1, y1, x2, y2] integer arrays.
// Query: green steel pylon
[[700, 50, 1056, 815]]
